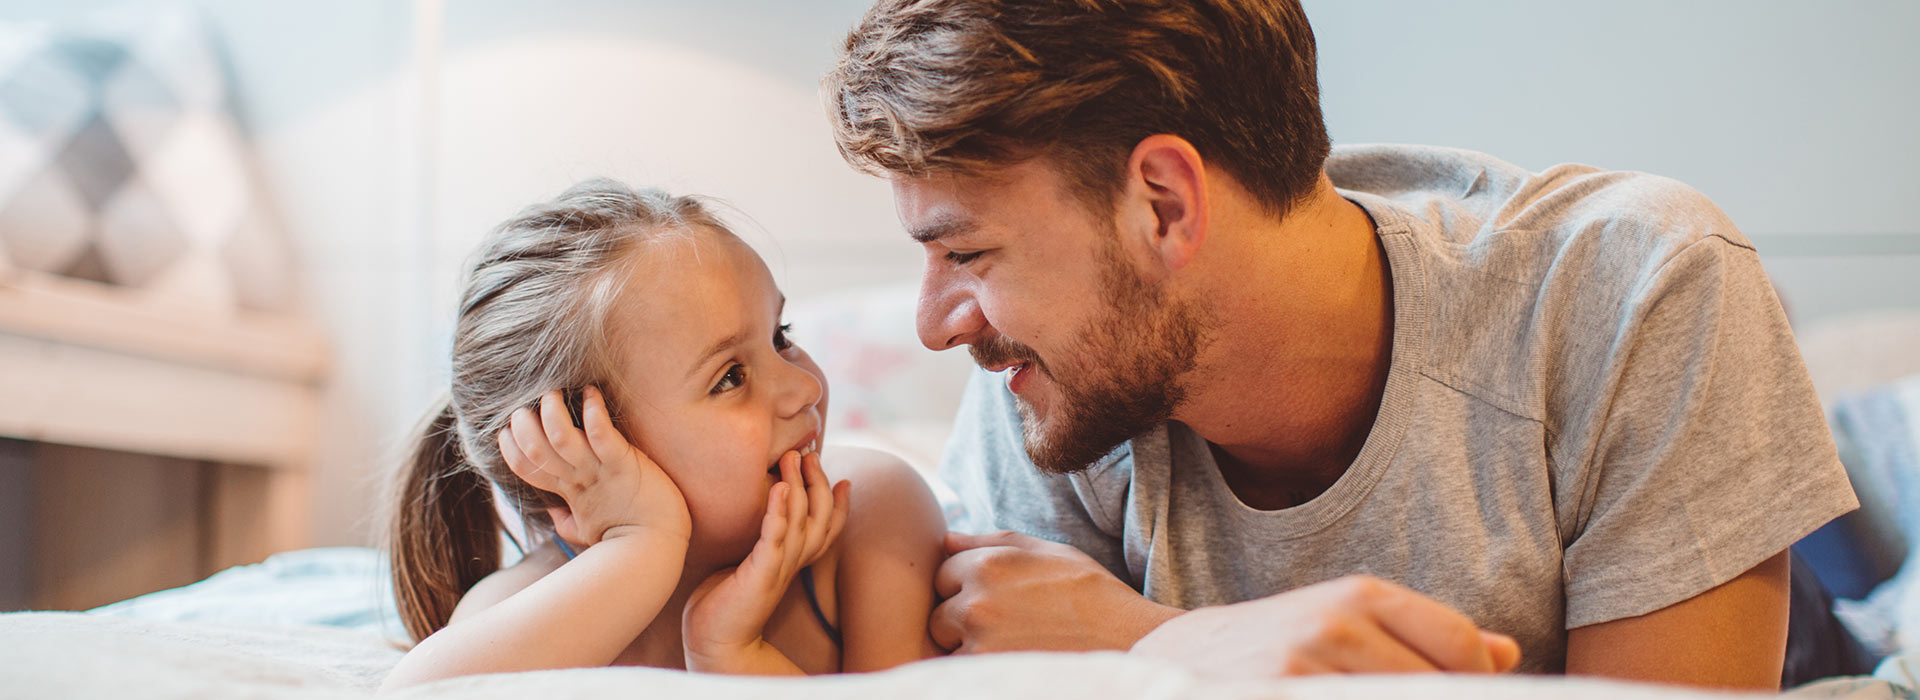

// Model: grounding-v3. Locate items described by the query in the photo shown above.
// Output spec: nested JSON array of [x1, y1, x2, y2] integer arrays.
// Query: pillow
[[0, 7, 295, 313], [1829, 374, 1920, 656], [787, 282, 977, 473]]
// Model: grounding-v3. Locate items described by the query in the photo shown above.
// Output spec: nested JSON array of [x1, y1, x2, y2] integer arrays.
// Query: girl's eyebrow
[[686, 293, 789, 385], [687, 330, 746, 383]]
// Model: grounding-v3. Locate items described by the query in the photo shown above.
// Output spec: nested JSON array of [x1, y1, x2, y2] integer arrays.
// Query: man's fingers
[[933, 545, 995, 599], [1481, 631, 1521, 672], [1355, 578, 1497, 672], [944, 529, 1039, 555], [1320, 616, 1442, 673], [928, 598, 965, 652]]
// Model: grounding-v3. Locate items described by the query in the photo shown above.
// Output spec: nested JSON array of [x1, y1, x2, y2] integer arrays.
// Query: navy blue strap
[[555, 537, 578, 560], [800, 567, 842, 646]]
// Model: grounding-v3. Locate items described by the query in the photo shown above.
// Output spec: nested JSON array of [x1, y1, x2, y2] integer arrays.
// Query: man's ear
[[1124, 134, 1209, 277], [545, 505, 582, 547]]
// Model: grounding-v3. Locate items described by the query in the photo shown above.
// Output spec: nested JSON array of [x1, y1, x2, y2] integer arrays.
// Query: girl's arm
[[826, 447, 949, 671], [381, 388, 692, 692], [381, 529, 688, 689]]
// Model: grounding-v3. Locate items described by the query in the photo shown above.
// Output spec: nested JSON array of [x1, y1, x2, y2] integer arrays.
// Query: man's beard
[[970, 237, 1210, 474]]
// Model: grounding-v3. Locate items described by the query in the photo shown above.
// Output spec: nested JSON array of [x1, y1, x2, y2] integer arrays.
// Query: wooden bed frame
[[0, 269, 327, 609]]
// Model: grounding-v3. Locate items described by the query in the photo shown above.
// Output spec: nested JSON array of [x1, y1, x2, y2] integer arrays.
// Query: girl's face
[[606, 229, 829, 565]]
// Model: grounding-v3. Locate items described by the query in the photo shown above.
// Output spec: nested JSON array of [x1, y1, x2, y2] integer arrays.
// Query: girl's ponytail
[[390, 399, 500, 642]]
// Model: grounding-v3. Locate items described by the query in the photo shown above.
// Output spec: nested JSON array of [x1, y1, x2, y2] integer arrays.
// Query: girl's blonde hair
[[387, 179, 731, 642]]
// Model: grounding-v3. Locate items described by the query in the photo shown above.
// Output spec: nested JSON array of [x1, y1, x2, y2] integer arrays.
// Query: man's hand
[[1131, 575, 1522, 678], [930, 530, 1181, 653]]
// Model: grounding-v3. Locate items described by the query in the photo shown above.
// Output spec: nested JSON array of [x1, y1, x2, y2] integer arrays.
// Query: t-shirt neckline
[[1188, 191, 1430, 538]]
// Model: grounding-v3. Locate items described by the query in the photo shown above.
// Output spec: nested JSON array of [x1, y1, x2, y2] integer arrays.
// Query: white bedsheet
[[11, 610, 1898, 700], [26, 546, 1915, 698]]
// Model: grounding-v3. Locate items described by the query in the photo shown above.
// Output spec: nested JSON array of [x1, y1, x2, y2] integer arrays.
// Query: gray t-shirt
[[939, 144, 1859, 673]]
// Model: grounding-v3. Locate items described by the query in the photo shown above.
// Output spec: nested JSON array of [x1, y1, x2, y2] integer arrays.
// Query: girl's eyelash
[[711, 364, 746, 394], [945, 250, 984, 265], [713, 323, 795, 395]]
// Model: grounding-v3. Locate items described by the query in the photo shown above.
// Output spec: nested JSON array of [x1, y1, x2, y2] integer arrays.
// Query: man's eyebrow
[[688, 330, 747, 383], [909, 217, 977, 243]]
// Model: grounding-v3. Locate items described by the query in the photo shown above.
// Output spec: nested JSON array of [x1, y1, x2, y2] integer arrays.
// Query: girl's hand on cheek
[[682, 451, 849, 672], [499, 386, 692, 546]]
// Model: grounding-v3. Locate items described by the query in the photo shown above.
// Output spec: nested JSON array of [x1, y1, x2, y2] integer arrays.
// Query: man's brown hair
[[825, 0, 1330, 218]]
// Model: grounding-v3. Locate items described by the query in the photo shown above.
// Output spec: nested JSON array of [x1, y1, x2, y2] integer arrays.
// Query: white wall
[[1304, 0, 1920, 323], [3, 1, 1913, 547]]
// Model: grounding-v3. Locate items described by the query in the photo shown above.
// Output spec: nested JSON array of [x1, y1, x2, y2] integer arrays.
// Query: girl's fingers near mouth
[[826, 480, 850, 545], [803, 455, 833, 547], [762, 483, 786, 534], [782, 453, 809, 574]]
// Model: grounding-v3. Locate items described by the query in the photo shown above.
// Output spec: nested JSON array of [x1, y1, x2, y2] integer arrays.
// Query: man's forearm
[[1105, 594, 1185, 651]]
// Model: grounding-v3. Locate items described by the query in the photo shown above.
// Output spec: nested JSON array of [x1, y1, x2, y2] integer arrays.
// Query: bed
[[0, 545, 1908, 699]]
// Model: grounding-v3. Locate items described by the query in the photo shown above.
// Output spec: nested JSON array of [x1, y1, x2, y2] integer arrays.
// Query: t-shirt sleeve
[[937, 367, 1130, 580], [1560, 236, 1858, 628]]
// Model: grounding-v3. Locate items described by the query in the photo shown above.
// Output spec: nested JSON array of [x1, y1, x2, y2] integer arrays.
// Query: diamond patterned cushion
[[0, 9, 296, 314]]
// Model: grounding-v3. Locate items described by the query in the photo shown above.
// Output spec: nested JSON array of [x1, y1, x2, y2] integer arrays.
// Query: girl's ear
[[546, 505, 583, 547]]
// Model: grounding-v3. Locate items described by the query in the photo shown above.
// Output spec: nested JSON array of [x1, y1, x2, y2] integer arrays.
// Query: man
[[823, 0, 1859, 689]]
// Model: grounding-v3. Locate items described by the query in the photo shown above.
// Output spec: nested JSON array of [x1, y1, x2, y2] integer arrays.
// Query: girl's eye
[[773, 323, 794, 352], [711, 364, 746, 394], [945, 250, 984, 265]]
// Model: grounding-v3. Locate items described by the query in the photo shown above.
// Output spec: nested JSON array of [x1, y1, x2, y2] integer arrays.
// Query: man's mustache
[[969, 336, 1044, 374]]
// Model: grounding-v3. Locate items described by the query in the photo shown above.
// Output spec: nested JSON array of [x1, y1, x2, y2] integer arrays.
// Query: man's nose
[[916, 265, 987, 352]]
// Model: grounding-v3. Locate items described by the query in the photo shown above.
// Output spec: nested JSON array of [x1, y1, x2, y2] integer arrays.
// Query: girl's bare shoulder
[[815, 444, 948, 669], [819, 444, 945, 558], [818, 444, 922, 486]]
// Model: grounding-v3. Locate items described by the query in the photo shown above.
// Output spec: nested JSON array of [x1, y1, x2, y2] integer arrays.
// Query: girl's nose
[[774, 356, 824, 419]]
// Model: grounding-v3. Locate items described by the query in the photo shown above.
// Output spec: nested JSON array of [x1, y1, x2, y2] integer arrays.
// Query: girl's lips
[[766, 434, 821, 475]]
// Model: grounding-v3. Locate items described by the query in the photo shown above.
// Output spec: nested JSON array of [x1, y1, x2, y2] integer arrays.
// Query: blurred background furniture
[[0, 7, 321, 610], [0, 269, 324, 611]]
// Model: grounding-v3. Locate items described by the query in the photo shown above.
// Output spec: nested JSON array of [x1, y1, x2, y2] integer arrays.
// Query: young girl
[[380, 180, 947, 690]]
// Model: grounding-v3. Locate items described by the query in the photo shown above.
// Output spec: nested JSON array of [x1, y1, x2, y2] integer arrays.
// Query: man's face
[[892, 159, 1208, 473]]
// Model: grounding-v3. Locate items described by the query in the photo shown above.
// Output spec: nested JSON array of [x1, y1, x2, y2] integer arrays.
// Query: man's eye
[[945, 250, 984, 265], [711, 364, 746, 394], [773, 323, 794, 351]]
